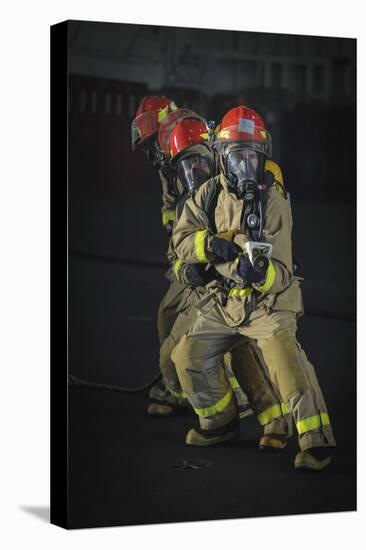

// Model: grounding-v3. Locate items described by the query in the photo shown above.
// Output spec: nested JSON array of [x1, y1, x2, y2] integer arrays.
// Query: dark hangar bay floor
[[68, 380, 356, 529]]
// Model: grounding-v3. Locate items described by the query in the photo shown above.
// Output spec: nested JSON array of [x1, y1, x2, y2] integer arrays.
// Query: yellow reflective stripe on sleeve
[[194, 389, 232, 418], [321, 413, 330, 426], [228, 287, 252, 298], [254, 260, 276, 293], [281, 402, 290, 415], [162, 209, 176, 225], [168, 388, 186, 400], [296, 413, 331, 435], [257, 404, 283, 426], [173, 259, 183, 279], [228, 376, 240, 390], [195, 229, 209, 263]]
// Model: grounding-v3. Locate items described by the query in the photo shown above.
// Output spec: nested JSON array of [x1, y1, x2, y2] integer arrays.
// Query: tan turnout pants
[[161, 289, 291, 436], [171, 301, 335, 451], [157, 276, 189, 344]]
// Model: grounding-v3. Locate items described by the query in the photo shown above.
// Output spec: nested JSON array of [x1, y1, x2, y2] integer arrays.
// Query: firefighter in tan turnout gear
[[131, 96, 190, 413], [159, 113, 293, 449], [131, 97, 251, 417], [171, 105, 336, 470]]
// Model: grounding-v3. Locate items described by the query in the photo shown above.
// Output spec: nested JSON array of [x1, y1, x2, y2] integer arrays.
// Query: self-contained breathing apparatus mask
[[176, 153, 214, 196], [143, 138, 174, 177], [224, 147, 265, 201]]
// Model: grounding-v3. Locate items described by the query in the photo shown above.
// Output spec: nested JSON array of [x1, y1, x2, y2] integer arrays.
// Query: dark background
[[66, 20, 356, 528]]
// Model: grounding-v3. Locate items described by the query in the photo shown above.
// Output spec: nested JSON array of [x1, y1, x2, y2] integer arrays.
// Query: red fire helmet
[[158, 109, 203, 157], [131, 96, 177, 150], [214, 105, 272, 157], [169, 118, 210, 163]]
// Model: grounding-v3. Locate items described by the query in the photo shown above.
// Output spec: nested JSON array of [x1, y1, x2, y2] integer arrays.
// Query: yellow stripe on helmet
[[218, 129, 230, 139], [158, 105, 170, 123]]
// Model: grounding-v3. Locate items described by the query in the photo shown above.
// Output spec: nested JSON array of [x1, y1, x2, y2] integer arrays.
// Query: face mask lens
[[177, 156, 212, 193], [224, 148, 260, 197], [227, 149, 258, 179]]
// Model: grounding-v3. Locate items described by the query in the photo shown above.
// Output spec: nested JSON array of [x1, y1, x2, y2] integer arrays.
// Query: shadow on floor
[[20, 506, 49, 523]]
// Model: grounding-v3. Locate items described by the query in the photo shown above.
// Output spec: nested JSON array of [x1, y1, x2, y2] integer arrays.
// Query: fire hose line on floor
[[70, 249, 169, 269], [68, 372, 161, 393], [69, 250, 355, 322], [68, 250, 165, 392], [67, 250, 354, 394]]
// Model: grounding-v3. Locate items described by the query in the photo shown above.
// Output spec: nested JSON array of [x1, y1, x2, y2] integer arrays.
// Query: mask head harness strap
[[143, 137, 179, 198]]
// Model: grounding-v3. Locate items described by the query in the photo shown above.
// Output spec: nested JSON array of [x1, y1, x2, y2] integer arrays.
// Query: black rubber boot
[[294, 447, 333, 471], [148, 380, 187, 417], [259, 433, 288, 452], [186, 417, 240, 446]]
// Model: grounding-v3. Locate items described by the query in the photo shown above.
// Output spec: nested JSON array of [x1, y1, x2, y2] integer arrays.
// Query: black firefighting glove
[[210, 235, 241, 262], [237, 255, 265, 284], [185, 264, 217, 287]]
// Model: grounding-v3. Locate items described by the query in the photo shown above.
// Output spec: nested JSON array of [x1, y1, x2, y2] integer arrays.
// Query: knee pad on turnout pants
[[260, 329, 308, 402]]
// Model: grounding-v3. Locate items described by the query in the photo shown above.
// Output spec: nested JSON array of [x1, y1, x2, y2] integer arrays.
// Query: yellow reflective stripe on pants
[[194, 389, 232, 418], [195, 229, 209, 262], [296, 413, 331, 435], [168, 387, 186, 400], [228, 287, 252, 298], [254, 260, 276, 293], [173, 259, 183, 279], [228, 376, 240, 390], [257, 403, 283, 426], [162, 209, 176, 225]]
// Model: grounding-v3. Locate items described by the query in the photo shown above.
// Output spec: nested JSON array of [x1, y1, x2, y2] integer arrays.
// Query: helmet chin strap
[[145, 139, 175, 177]]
